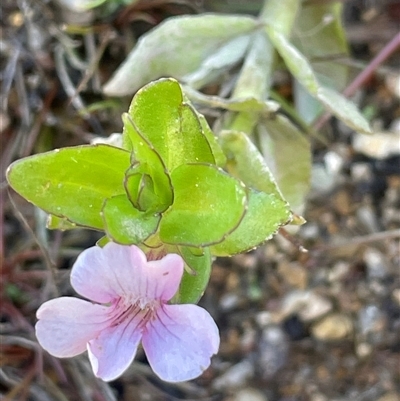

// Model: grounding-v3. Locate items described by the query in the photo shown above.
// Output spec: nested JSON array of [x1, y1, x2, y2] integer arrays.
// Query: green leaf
[[182, 34, 251, 89], [266, 27, 320, 95], [265, 26, 372, 135], [176, 246, 212, 304], [103, 14, 258, 96], [220, 27, 277, 136], [102, 194, 160, 244], [6, 145, 130, 230], [258, 115, 312, 214], [219, 130, 283, 198], [293, 81, 324, 125], [211, 189, 291, 256], [232, 30, 274, 100], [124, 165, 155, 211], [127, 79, 215, 171], [316, 87, 372, 135], [292, 2, 349, 123], [197, 113, 227, 167], [179, 103, 216, 166], [126, 79, 180, 165], [293, 2, 349, 89], [160, 163, 247, 246], [122, 113, 173, 212]]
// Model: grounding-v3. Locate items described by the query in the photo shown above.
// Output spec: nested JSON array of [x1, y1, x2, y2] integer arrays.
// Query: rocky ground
[[1, 1, 399, 400]]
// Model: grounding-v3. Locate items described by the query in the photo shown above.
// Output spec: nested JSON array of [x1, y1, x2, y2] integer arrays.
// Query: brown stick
[[314, 229, 400, 252]]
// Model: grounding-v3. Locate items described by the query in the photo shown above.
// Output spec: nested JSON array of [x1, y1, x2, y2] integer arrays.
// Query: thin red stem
[[313, 32, 400, 131]]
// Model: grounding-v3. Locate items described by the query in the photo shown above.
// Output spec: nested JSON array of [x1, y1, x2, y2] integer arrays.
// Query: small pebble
[[311, 313, 353, 340], [353, 130, 400, 159], [369, 280, 388, 296], [351, 162, 373, 182], [325, 151, 345, 175], [392, 289, 400, 306], [358, 305, 386, 336], [280, 290, 333, 322], [311, 164, 337, 195], [356, 342, 373, 358], [310, 149, 345, 195], [233, 388, 268, 401], [328, 261, 350, 282], [255, 311, 275, 327], [213, 360, 254, 390], [300, 222, 320, 240], [364, 248, 391, 279], [233, 253, 258, 269], [310, 394, 328, 401], [219, 293, 240, 311], [386, 73, 400, 98], [358, 305, 387, 344], [390, 118, 400, 134], [278, 262, 308, 289], [241, 323, 257, 352], [356, 205, 381, 233], [256, 325, 289, 379], [333, 189, 352, 216]]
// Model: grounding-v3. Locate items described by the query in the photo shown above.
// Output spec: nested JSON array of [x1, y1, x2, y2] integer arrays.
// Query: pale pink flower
[[35, 243, 219, 382]]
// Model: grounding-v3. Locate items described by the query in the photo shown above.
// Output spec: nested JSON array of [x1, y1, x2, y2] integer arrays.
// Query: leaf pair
[[6, 79, 292, 303]]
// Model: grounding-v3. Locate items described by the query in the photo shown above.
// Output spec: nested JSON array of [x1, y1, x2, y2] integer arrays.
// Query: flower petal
[[71, 242, 147, 303], [87, 314, 143, 381], [142, 254, 184, 301], [36, 297, 110, 358], [142, 304, 219, 382]]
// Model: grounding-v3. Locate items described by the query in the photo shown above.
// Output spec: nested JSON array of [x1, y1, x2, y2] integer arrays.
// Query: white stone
[[280, 290, 333, 322], [364, 248, 391, 279], [353, 130, 400, 159]]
